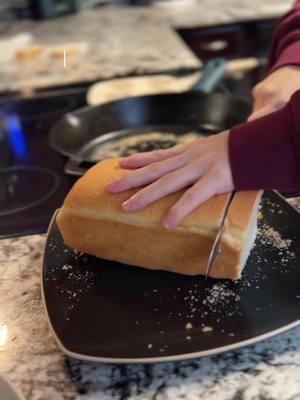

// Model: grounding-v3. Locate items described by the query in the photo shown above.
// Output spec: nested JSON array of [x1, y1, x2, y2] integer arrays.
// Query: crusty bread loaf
[[57, 159, 261, 279]]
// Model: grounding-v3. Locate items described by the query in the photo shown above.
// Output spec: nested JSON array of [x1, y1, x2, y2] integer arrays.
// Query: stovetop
[[0, 89, 87, 239], [0, 65, 266, 239]]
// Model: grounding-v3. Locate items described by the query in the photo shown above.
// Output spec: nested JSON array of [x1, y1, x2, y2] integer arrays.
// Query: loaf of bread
[[57, 159, 261, 279]]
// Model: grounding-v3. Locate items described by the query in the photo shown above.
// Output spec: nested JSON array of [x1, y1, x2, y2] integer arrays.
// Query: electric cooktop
[[0, 66, 276, 239], [0, 90, 86, 238]]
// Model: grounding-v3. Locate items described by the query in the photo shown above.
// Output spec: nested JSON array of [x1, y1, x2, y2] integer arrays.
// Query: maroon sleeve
[[268, 0, 300, 72], [228, 1, 300, 191], [229, 90, 300, 191]]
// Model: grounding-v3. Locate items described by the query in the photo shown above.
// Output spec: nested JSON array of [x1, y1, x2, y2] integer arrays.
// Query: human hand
[[248, 65, 300, 121], [106, 131, 234, 229]]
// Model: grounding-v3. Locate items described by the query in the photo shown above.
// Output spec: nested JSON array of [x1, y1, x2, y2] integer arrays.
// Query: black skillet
[[50, 59, 251, 176]]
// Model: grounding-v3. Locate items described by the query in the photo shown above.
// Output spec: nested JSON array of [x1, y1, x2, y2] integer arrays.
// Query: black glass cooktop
[[0, 90, 86, 239], [0, 65, 289, 239]]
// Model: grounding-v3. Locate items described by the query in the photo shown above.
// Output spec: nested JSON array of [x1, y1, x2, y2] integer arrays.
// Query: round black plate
[[42, 191, 300, 363]]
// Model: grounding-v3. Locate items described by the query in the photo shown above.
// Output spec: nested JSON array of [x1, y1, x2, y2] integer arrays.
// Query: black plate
[[42, 191, 300, 363]]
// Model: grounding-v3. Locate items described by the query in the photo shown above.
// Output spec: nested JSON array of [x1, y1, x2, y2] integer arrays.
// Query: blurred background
[[0, 0, 295, 98], [0, 0, 295, 238]]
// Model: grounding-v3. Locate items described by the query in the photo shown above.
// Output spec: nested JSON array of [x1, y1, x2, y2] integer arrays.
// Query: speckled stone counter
[[0, 8, 200, 93], [0, 227, 299, 400], [0, 0, 294, 94], [150, 0, 295, 29]]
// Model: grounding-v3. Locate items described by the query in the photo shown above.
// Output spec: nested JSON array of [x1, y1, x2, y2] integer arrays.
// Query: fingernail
[[106, 181, 122, 193], [106, 180, 119, 192], [122, 200, 133, 211], [163, 218, 174, 230], [119, 158, 130, 166], [105, 181, 113, 189]]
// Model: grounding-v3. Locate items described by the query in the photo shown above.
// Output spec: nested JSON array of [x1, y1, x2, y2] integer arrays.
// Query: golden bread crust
[[57, 158, 261, 279], [63, 158, 231, 233]]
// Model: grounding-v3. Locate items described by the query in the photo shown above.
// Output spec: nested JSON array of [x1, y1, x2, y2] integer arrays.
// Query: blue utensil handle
[[190, 58, 227, 94]]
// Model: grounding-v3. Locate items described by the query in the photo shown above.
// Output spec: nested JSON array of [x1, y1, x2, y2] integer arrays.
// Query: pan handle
[[190, 58, 227, 94], [65, 158, 96, 176]]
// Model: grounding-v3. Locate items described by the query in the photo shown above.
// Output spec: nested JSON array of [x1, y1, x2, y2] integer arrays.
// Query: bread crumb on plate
[[202, 326, 213, 333]]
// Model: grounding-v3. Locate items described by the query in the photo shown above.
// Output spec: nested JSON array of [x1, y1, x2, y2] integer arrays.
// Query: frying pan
[[50, 59, 251, 176]]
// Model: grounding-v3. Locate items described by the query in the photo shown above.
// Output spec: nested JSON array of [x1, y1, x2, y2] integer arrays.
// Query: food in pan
[[57, 158, 261, 280], [88, 131, 201, 161]]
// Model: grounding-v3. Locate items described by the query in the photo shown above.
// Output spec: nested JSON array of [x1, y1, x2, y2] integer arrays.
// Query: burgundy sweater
[[229, 1, 300, 191]]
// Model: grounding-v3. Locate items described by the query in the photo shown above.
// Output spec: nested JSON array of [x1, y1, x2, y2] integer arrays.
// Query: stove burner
[[0, 166, 60, 217]]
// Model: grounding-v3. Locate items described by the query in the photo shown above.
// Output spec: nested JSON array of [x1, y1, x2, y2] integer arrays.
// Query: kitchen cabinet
[[178, 19, 278, 61]]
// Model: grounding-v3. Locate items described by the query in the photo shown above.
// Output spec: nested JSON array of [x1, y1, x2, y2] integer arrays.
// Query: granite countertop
[[0, 8, 200, 93], [0, 0, 294, 94], [0, 230, 299, 400], [150, 0, 295, 29]]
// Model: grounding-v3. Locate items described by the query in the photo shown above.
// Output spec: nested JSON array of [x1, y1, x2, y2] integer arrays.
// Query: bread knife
[[205, 191, 235, 279]]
